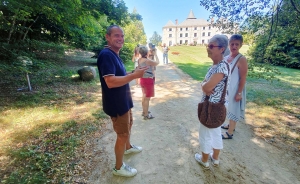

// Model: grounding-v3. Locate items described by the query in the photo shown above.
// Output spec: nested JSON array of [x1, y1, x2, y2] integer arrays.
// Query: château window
[[202, 32, 205, 36], [185, 33, 188, 37], [180, 33, 182, 37], [194, 33, 197, 37], [169, 34, 172, 37], [208, 32, 211, 36], [194, 27, 197, 30], [169, 28, 172, 31], [186, 27, 188, 31], [203, 27, 205, 30]]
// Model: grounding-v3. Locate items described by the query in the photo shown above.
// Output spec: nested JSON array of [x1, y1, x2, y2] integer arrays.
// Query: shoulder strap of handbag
[[205, 62, 230, 101], [219, 62, 230, 102], [231, 54, 243, 74]]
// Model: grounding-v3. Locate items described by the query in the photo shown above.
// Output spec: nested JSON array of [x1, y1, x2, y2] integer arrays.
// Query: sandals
[[222, 132, 233, 139], [221, 124, 235, 131], [144, 113, 154, 120], [141, 111, 151, 116], [221, 124, 229, 129]]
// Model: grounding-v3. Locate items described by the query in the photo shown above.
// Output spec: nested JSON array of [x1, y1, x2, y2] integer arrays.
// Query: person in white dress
[[221, 34, 248, 139]]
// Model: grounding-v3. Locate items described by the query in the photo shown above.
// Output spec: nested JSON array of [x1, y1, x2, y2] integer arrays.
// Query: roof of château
[[163, 10, 209, 28], [163, 20, 176, 28], [179, 18, 208, 26], [187, 9, 196, 19]]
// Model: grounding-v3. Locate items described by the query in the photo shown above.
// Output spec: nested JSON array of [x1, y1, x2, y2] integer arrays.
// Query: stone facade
[[162, 10, 227, 46]]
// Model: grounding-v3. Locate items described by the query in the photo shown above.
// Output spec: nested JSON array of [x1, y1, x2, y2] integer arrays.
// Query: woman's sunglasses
[[207, 44, 222, 49]]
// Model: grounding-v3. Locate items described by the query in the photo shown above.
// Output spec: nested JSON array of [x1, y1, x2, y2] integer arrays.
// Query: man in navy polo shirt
[[97, 25, 148, 177]]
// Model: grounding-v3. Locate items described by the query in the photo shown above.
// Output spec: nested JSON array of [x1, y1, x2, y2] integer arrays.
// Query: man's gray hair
[[106, 25, 123, 35], [139, 45, 148, 57], [209, 34, 228, 54]]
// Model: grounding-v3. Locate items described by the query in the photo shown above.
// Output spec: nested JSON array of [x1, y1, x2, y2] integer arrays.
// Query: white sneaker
[[124, 144, 142, 155], [112, 163, 137, 177], [209, 153, 220, 167], [195, 153, 209, 169]]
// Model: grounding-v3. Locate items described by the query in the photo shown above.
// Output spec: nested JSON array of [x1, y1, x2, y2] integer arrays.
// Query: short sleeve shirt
[[201, 60, 230, 104], [163, 46, 168, 54], [97, 48, 133, 117]]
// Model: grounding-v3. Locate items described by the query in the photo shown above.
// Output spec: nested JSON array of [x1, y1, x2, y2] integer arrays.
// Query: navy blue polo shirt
[[97, 48, 133, 117]]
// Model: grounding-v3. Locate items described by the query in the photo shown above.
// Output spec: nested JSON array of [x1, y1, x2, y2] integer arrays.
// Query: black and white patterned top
[[201, 60, 230, 104]]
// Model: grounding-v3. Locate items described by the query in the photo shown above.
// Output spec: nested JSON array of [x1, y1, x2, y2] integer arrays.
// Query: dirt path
[[88, 50, 300, 184]]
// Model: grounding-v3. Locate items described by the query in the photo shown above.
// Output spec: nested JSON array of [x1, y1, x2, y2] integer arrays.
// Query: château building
[[162, 10, 228, 46]]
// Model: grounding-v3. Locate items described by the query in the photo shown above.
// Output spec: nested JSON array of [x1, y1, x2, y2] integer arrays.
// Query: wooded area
[[1, 0, 299, 78], [0, 0, 147, 76], [200, 0, 300, 72]]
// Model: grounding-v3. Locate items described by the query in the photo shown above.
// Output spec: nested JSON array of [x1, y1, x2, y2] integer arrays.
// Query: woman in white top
[[221, 34, 248, 139]]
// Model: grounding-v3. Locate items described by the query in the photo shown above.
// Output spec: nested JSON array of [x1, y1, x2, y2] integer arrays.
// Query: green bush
[[120, 43, 135, 63], [249, 28, 300, 69], [0, 40, 66, 74]]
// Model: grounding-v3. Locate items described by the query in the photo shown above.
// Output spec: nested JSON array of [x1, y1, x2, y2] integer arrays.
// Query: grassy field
[[167, 45, 249, 81], [168, 45, 300, 152]]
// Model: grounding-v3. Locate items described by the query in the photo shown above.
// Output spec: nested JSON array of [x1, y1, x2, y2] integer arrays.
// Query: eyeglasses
[[207, 44, 222, 49]]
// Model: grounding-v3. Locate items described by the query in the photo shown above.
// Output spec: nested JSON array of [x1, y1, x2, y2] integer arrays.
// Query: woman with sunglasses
[[195, 35, 230, 169], [221, 34, 248, 139]]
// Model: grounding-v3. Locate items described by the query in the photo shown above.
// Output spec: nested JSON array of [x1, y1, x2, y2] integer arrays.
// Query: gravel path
[[88, 49, 300, 184]]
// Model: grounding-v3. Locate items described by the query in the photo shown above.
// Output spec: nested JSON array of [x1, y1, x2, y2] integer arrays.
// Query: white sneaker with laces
[[209, 153, 220, 167], [112, 163, 137, 177], [124, 144, 142, 155], [195, 153, 209, 169]]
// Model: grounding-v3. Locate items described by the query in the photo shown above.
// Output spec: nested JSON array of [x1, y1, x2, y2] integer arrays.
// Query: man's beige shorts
[[110, 109, 133, 134]]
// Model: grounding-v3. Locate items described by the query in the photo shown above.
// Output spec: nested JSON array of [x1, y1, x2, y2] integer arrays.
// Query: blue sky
[[124, 0, 211, 41]]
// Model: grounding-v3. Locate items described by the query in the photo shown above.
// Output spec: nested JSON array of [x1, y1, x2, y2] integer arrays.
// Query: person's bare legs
[[201, 152, 209, 162], [227, 119, 236, 135], [141, 87, 151, 116], [115, 133, 129, 169], [115, 110, 133, 169], [125, 122, 132, 150], [222, 119, 236, 138], [142, 97, 151, 116], [141, 90, 146, 115], [212, 148, 220, 160]]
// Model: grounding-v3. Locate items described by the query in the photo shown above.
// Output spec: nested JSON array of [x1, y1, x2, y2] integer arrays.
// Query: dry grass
[[0, 50, 109, 183]]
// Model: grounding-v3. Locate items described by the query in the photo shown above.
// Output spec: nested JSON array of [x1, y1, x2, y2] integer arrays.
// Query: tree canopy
[[199, 0, 300, 79], [149, 31, 162, 46], [0, 0, 148, 73]]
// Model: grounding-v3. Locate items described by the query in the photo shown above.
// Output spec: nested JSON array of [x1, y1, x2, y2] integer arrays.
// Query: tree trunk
[[7, 15, 16, 44], [22, 14, 40, 40]]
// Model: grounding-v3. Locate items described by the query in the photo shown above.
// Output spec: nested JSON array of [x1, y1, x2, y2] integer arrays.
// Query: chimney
[[175, 19, 178, 25]]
